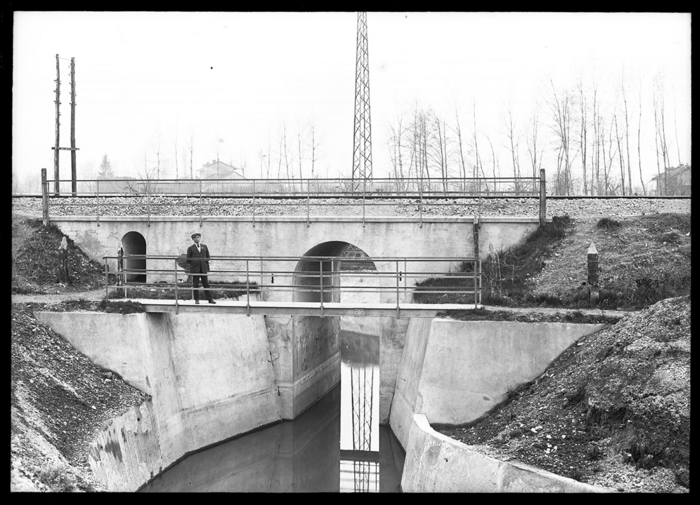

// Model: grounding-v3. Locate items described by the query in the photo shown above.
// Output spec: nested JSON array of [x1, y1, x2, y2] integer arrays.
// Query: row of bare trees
[[384, 70, 686, 196]]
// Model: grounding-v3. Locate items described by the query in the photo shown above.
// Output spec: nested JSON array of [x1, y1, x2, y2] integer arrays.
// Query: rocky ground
[[10, 196, 691, 492]]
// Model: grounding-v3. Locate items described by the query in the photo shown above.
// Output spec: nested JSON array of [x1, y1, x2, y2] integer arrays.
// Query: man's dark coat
[[186, 243, 211, 274]]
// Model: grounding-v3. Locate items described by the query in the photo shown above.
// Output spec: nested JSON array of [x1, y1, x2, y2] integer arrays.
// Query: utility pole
[[51, 55, 80, 195], [351, 12, 373, 191], [70, 57, 77, 196], [53, 54, 60, 195]]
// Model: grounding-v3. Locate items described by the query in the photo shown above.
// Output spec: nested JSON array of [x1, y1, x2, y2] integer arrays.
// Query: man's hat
[[191, 232, 201, 239]]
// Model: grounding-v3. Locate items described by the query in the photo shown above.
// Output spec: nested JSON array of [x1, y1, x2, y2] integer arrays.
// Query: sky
[[12, 11, 691, 192]]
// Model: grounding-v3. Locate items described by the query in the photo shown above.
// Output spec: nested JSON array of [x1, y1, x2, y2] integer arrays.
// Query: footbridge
[[103, 254, 482, 318]]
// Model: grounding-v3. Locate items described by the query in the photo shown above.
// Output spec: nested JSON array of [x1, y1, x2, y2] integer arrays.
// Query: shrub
[[37, 464, 77, 492], [596, 217, 622, 230]]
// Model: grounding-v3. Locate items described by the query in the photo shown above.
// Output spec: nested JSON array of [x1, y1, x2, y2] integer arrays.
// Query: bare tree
[[614, 113, 626, 195], [307, 121, 322, 180], [620, 71, 633, 195], [472, 100, 481, 179], [652, 78, 665, 195], [452, 107, 468, 183], [502, 98, 522, 193], [591, 78, 602, 195], [601, 115, 618, 194], [186, 131, 194, 179], [672, 83, 682, 166], [152, 131, 163, 179], [546, 77, 573, 195], [575, 77, 589, 195], [281, 123, 292, 180], [654, 74, 672, 193], [428, 113, 450, 193], [636, 77, 647, 195], [525, 105, 544, 181]]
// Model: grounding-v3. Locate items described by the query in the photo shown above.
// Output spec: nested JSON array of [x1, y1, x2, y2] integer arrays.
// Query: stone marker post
[[587, 242, 599, 305]]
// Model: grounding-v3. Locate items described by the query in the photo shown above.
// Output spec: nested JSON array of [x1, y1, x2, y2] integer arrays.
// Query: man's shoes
[[195, 300, 200, 304], [208, 300, 217, 304]]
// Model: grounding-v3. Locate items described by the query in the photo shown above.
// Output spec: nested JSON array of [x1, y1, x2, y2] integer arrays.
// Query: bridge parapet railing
[[102, 254, 482, 316], [38, 171, 546, 226]]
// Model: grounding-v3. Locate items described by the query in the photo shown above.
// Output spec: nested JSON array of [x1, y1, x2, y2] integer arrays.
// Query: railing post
[[362, 177, 366, 227], [104, 257, 109, 300], [174, 258, 179, 315], [473, 258, 478, 307], [199, 179, 203, 228], [246, 259, 251, 316], [319, 260, 324, 318], [418, 182, 423, 228], [252, 180, 256, 228], [478, 259, 482, 305], [96, 179, 100, 226], [146, 181, 151, 227], [41, 168, 50, 226], [539, 169, 547, 227], [396, 259, 400, 319]]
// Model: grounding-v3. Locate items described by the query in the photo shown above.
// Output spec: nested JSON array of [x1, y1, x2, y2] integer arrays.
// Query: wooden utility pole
[[54, 54, 61, 195], [70, 57, 77, 196], [51, 55, 80, 195]]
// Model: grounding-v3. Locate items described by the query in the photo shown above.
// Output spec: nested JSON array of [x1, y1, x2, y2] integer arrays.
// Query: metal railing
[[39, 170, 547, 226], [102, 254, 482, 317]]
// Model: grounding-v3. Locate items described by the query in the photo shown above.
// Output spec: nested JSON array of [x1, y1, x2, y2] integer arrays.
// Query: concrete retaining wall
[[401, 414, 612, 492], [390, 318, 607, 448], [35, 310, 339, 491]]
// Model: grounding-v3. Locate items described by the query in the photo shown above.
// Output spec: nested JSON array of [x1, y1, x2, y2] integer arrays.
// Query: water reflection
[[340, 330, 380, 492], [139, 330, 402, 492]]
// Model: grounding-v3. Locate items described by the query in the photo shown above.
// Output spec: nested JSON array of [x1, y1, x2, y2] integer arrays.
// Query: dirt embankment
[[436, 295, 690, 493]]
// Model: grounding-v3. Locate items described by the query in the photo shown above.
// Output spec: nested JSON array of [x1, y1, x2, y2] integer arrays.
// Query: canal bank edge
[[401, 414, 612, 492]]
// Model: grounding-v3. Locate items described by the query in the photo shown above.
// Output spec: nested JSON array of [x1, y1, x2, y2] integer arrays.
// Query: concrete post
[[539, 169, 547, 227], [41, 168, 50, 226], [587, 242, 599, 305]]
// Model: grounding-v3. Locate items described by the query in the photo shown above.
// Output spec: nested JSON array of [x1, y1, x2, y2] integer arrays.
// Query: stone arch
[[293, 241, 376, 303], [121, 231, 147, 283]]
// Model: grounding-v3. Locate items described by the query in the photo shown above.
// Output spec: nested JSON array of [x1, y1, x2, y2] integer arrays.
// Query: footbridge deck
[[128, 298, 479, 318]]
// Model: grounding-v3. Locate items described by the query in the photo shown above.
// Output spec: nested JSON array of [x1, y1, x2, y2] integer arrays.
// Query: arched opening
[[121, 231, 147, 283], [293, 241, 376, 303]]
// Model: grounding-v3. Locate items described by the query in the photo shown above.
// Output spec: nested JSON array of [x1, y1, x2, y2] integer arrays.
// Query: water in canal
[[140, 330, 405, 492]]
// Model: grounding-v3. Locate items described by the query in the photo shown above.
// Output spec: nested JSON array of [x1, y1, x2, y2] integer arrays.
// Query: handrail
[[102, 254, 482, 311]]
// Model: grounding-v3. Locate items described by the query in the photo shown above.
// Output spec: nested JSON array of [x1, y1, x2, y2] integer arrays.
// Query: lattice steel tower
[[352, 12, 373, 190]]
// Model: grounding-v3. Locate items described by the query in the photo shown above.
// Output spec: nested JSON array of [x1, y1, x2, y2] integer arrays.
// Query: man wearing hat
[[186, 232, 216, 304]]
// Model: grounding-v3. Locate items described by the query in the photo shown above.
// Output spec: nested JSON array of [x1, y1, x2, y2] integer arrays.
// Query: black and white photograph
[[11, 11, 690, 493]]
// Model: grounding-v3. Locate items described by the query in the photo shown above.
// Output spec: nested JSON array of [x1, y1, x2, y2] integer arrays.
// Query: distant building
[[198, 160, 246, 180], [649, 164, 691, 196]]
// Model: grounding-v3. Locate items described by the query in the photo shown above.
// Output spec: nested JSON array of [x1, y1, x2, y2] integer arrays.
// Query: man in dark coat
[[186, 232, 216, 304]]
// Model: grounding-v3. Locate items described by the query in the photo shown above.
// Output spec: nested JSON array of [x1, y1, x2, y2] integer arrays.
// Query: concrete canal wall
[[35, 310, 340, 491], [35, 309, 609, 492], [401, 414, 611, 492], [389, 318, 607, 448], [390, 317, 611, 492]]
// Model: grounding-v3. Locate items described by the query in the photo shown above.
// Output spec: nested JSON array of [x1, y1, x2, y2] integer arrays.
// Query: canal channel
[[139, 330, 405, 492]]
